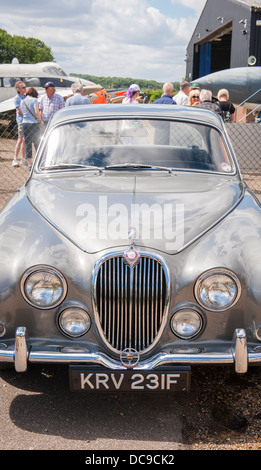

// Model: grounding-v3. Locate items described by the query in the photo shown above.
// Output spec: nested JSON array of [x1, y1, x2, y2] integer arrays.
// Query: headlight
[[21, 266, 67, 309], [171, 309, 203, 339], [58, 308, 91, 338], [195, 268, 241, 311]]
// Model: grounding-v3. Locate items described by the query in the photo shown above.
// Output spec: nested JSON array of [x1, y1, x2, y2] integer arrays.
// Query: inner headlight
[[171, 309, 203, 339], [195, 268, 241, 311], [58, 308, 91, 338], [21, 266, 67, 308]]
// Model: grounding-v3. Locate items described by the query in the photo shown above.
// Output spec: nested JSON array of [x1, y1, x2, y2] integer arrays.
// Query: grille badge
[[120, 348, 140, 368], [124, 247, 140, 266]]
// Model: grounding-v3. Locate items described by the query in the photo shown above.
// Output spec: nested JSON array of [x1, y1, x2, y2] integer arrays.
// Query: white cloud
[[0, 0, 204, 82], [170, 0, 207, 15]]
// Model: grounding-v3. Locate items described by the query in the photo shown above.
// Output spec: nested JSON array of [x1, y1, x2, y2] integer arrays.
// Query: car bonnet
[[26, 171, 243, 255]]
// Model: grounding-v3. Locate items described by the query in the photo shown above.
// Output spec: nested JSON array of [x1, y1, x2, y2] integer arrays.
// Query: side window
[[39, 78, 75, 88], [3, 78, 12, 87], [24, 78, 41, 87], [3, 77, 21, 87]]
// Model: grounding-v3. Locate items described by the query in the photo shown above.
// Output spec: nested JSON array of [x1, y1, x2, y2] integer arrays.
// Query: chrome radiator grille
[[94, 254, 168, 352]]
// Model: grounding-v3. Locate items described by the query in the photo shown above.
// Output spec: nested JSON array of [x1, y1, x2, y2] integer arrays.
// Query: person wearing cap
[[39, 81, 65, 123], [122, 84, 141, 104], [190, 82, 200, 91], [173, 80, 191, 106], [65, 82, 91, 106], [121, 84, 141, 145]]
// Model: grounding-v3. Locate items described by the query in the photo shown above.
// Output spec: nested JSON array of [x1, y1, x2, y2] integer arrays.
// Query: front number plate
[[69, 367, 191, 392]]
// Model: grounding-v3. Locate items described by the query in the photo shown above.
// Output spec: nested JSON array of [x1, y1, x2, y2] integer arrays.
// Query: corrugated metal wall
[[186, 0, 255, 81], [250, 9, 261, 64]]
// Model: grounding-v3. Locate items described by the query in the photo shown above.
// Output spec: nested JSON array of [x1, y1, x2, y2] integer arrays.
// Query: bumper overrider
[[0, 327, 261, 375]]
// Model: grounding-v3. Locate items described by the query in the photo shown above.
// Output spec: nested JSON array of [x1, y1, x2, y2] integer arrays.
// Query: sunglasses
[[192, 95, 200, 99]]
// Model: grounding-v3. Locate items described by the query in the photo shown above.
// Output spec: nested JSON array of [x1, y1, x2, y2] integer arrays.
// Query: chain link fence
[[226, 123, 261, 198], [0, 112, 261, 212]]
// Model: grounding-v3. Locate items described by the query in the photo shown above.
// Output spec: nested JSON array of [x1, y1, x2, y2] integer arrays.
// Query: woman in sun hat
[[122, 84, 141, 104]]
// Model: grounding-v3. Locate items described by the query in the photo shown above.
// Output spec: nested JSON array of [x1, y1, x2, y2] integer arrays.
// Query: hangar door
[[196, 25, 232, 78]]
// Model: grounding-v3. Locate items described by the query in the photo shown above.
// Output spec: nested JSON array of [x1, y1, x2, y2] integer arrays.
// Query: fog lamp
[[171, 309, 203, 339], [58, 308, 91, 338]]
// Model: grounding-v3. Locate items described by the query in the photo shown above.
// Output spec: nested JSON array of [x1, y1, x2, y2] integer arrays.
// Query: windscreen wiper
[[104, 163, 172, 172], [40, 163, 103, 172]]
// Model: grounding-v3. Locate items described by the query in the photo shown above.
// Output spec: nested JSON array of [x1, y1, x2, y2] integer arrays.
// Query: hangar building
[[186, 0, 261, 81]]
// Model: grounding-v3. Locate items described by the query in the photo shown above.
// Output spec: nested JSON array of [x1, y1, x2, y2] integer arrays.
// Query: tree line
[[0, 29, 54, 64], [71, 74, 180, 102]]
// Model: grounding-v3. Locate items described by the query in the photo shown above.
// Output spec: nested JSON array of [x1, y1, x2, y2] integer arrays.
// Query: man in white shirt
[[173, 81, 191, 106]]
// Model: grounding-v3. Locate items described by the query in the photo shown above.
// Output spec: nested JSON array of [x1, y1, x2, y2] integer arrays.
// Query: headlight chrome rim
[[171, 308, 203, 340], [194, 268, 241, 311], [21, 265, 67, 309], [58, 307, 91, 338]]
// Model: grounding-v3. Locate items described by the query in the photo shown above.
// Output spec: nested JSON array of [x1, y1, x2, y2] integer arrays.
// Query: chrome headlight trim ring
[[58, 307, 91, 338], [171, 307, 204, 340], [194, 268, 241, 312], [20, 265, 67, 309]]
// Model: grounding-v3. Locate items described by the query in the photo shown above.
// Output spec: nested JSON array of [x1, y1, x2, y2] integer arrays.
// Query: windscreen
[[39, 118, 234, 173]]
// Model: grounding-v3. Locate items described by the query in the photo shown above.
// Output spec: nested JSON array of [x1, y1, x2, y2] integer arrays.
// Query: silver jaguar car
[[1, 104, 261, 392]]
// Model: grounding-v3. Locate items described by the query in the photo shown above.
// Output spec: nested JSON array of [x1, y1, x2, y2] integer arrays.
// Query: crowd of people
[[12, 79, 95, 168], [123, 81, 235, 124], [12, 78, 235, 168], [12, 80, 66, 168]]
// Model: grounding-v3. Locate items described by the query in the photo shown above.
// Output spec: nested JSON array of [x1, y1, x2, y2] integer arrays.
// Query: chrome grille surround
[[93, 251, 170, 354]]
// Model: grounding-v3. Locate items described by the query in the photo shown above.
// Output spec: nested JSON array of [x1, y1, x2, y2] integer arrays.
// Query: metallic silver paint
[[0, 105, 261, 380]]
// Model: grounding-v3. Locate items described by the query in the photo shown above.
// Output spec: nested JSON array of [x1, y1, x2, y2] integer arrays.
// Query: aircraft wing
[[81, 84, 103, 95], [0, 97, 17, 114], [58, 85, 103, 97]]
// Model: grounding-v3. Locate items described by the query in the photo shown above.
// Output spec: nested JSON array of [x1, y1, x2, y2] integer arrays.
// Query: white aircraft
[[0, 59, 103, 112]]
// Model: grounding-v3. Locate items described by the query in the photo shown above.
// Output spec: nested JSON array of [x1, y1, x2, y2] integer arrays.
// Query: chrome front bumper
[[0, 327, 260, 374]]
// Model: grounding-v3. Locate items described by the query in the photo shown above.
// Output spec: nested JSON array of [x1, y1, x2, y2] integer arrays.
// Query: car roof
[[49, 104, 224, 130]]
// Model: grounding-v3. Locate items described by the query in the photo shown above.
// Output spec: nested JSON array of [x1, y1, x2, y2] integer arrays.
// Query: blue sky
[[151, 0, 202, 17], [1, 0, 207, 82]]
